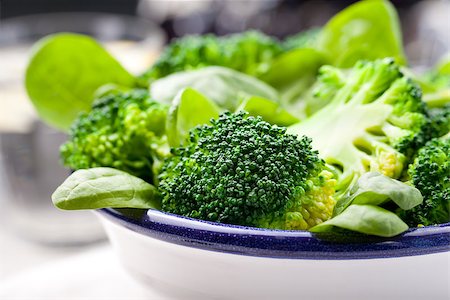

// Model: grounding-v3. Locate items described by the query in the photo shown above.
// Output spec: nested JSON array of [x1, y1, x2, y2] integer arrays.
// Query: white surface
[[0, 245, 164, 300], [101, 215, 450, 300]]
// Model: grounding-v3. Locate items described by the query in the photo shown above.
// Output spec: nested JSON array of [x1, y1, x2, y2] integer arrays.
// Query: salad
[[25, 0, 449, 238]]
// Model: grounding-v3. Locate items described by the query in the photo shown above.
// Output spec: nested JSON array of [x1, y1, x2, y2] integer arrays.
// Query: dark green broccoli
[[288, 58, 429, 188], [424, 103, 450, 140], [141, 31, 283, 82], [158, 112, 336, 230], [398, 136, 450, 226], [60, 90, 169, 182]]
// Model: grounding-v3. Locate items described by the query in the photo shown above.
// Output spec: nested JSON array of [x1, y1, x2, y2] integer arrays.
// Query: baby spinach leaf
[[166, 88, 220, 147], [334, 172, 423, 216], [52, 167, 160, 210], [150, 66, 280, 111], [259, 48, 328, 118], [237, 96, 299, 126], [26, 33, 137, 131], [311, 204, 409, 237], [317, 0, 406, 67]]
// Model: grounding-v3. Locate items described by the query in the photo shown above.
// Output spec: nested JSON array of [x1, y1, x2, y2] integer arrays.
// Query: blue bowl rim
[[98, 208, 450, 260]]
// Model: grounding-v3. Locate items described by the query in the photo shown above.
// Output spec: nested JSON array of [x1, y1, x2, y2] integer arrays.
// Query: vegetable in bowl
[[25, 0, 449, 239]]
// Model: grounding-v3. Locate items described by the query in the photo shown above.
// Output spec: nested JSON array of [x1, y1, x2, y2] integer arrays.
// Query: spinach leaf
[[334, 172, 423, 216], [310, 204, 409, 237], [317, 0, 406, 67], [259, 48, 327, 118], [52, 167, 160, 210], [166, 88, 220, 147], [150, 66, 280, 111], [26, 33, 137, 131], [237, 96, 299, 126]]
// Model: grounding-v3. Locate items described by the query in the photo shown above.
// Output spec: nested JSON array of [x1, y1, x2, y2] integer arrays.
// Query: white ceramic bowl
[[98, 208, 450, 300]]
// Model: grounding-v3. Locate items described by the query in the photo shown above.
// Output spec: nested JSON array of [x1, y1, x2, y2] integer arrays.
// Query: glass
[[0, 12, 165, 245]]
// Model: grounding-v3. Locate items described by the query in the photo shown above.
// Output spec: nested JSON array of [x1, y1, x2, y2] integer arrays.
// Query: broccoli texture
[[141, 31, 283, 81], [424, 104, 450, 140], [60, 90, 168, 182], [288, 58, 428, 187], [158, 112, 336, 230], [398, 137, 450, 226]]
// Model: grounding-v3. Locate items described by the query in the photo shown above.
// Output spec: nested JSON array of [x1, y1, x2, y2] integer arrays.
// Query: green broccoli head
[[60, 90, 169, 182], [141, 31, 283, 81], [158, 112, 336, 230], [398, 137, 450, 226], [423, 103, 450, 140], [288, 58, 429, 187]]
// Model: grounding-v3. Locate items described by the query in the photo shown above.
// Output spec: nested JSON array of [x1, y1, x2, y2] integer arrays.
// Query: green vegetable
[[237, 96, 299, 127], [150, 66, 280, 111], [26, 33, 137, 131], [141, 31, 283, 82], [317, 0, 406, 67], [282, 28, 321, 51], [52, 167, 161, 210], [166, 88, 220, 147], [311, 172, 421, 237], [60, 90, 169, 183], [159, 112, 337, 230], [259, 48, 328, 118], [288, 58, 428, 188], [334, 172, 423, 216], [311, 205, 408, 237], [398, 136, 450, 226]]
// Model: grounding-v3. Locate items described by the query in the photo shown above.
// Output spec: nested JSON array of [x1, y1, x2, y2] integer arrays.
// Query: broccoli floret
[[424, 104, 450, 140], [398, 137, 450, 226], [60, 90, 169, 182], [158, 112, 336, 230], [288, 58, 429, 188], [141, 31, 283, 81]]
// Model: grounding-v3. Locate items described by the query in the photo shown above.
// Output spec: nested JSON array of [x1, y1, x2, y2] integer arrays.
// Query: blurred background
[[0, 0, 449, 297]]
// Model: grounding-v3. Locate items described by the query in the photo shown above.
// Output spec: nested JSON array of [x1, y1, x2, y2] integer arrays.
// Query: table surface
[[0, 229, 164, 299]]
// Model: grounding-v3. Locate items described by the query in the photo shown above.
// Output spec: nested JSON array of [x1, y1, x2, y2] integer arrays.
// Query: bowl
[[97, 208, 450, 300]]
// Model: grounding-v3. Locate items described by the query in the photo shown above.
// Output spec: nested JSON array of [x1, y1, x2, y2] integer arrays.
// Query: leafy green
[[334, 172, 423, 216], [237, 96, 299, 127], [150, 66, 280, 111], [259, 48, 328, 118], [166, 88, 220, 147], [312, 172, 422, 237], [317, 0, 406, 67], [52, 167, 161, 210], [310, 204, 408, 237], [26, 33, 137, 131]]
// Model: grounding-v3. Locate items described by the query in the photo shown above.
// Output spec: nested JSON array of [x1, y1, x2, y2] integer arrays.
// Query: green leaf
[[150, 66, 280, 111], [334, 172, 423, 216], [317, 0, 406, 67], [237, 96, 299, 126], [166, 88, 220, 147], [52, 167, 161, 210], [26, 33, 137, 131], [311, 204, 409, 237], [259, 48, 327, 91], [259, 48, 328, 118]]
